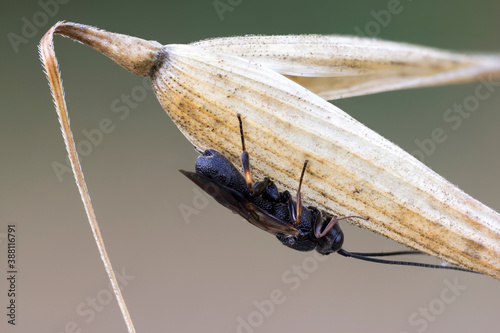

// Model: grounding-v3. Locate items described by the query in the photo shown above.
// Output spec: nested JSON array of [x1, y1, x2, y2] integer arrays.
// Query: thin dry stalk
[[39, 24, 136, 333]]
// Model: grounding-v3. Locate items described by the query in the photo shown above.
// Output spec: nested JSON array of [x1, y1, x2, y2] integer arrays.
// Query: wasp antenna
[[347, 250, 422, 257], [337, 249, 480, 274]]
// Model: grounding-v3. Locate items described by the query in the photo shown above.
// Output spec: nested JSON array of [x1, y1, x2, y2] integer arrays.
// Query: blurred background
[[2, 0, 500, 332]]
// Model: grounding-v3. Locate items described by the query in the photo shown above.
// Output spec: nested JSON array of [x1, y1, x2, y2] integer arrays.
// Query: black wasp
[[181, 114, 477, 273]]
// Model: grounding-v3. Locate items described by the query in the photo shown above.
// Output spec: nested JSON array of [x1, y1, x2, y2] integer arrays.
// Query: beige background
[[2, 0, 500, 332]]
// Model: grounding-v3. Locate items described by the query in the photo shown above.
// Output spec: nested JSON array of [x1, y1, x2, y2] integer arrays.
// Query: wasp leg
[[237, 113, 273, 197], [294, 160, 309, 225], [236, 113, 255, 193], [315, 215, 369, 238]]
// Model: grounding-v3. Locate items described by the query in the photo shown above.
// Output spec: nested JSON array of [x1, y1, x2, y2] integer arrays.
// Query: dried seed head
[[41, 22, 500, 279]]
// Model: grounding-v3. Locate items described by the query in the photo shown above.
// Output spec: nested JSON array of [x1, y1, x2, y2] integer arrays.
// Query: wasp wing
[[180, 170, 299, 236]]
